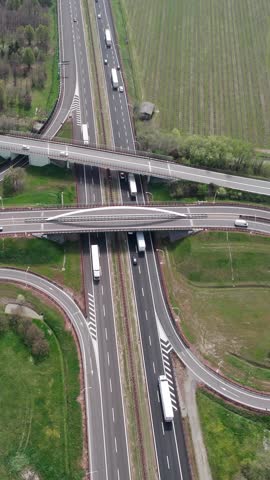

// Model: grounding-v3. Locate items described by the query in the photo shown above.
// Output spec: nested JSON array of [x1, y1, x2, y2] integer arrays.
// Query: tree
[[3, 168, 26, 196], [0, 81, 5, 111], [31, 337, 49, 358], [22, 47, 35, 70], [0, 315, 9, 335], [36, 25, 49, 51], [25, 25, 35, 46]]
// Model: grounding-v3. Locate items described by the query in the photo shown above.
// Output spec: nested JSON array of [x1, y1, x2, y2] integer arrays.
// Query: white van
[[234, 219, 248, 228]]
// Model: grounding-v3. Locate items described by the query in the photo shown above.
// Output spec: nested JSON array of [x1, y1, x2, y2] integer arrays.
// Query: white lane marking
[[167, 456, 170, 470], [110, 378, 112, 393], [141, 287, 144, 297], [161, 422, 165, 436], [103, 304, 106, 316], [112, 407, 115, 423], [107, 351, 110, 366], [145, 310, 148, 320], [105, 327, 108, 340], [138, 265, 141, 274], [115, 437, 118, 453], [153, 361, 156, 373], [149, 335, 152, 346], [101, 284, 104, 295]]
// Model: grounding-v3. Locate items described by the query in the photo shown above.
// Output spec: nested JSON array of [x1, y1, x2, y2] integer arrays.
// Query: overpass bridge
[[0, 133, 270, 195], [0, 204, 270, 236]]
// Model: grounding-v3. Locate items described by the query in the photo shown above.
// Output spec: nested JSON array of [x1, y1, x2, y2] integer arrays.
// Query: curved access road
[[0, 268, 107, 477]]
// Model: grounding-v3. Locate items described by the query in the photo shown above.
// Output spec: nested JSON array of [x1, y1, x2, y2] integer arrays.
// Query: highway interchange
[[1, 0, 270, 479]]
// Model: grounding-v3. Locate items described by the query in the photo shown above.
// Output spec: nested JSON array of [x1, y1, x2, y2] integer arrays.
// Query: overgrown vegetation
[[0, 0, 58, 129], [112, 0, 270, 147], [149, 179, 270, 205], [0, 164, 76, 206], [0, 302, 49, 358], [197, 389, 270, 480], [137, 126, 270, 177], [0, 283, 83, 480], [161, 232, 270, 390]]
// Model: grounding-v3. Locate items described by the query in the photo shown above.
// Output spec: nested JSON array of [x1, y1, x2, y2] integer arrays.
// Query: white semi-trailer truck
[[136, 232, 146, 253], [81, 124, 89, 145], [158, 375, 174, 422], [111, 68, 119, 89], [91, 244, 101, 281], [105, 28, 112, 47], [128, 173, 137, 197]]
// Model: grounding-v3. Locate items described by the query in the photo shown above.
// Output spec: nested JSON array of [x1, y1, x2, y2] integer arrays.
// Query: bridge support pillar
[[29, 154, 50, 167]]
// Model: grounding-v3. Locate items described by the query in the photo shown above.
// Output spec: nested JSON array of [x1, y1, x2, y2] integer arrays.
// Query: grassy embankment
[[56, 120, 73, 142], [0, 237, 81, 294], [162, 231, 270, 390], [111, 0, 270, 147], [0, 283, 83, 480], [1, 164, 76, 207], [197, 389, 270, 480]]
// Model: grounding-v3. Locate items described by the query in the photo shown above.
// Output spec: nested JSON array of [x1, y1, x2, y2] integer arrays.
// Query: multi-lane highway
[[0, 133, 270, 195]]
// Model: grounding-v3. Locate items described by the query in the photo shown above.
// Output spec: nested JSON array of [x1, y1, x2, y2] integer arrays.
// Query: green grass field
[[197, 389, 270, 480], [112, 0, 270, 147], [0, 284, 83, 480], [0, 237, 82, 294], [162, 232, 270, 389], [1, 164, 76, 207]]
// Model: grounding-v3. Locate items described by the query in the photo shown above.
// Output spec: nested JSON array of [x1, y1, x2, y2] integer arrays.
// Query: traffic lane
[[95, 2, 135, 150], [91, 233, 131, 479], [72, 0, 97, 144], [0, 267, 106, 476], [43, 0, 76, 138], [145, 237, 270, 411], [128, 234, 189, 479]]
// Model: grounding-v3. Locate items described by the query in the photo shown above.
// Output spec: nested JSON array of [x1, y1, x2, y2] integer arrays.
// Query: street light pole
[[25, 266, 30, 287]]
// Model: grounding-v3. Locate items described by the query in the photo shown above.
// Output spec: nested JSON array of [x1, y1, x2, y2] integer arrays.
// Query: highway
[[0, 204, 269, 235], [92, 0, 191, 476], [0, 133, 269, 195], [70, 3, 131, 477]]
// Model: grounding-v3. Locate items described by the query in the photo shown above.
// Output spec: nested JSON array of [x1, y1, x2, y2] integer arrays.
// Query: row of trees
[[3, 167, 26, 196], [137, 125, 267, 177], [0, 311, 49, 359]]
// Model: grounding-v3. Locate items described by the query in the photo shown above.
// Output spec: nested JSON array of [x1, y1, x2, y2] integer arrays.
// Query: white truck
[[158, 375, 174, 422], [234, 219, 248, 228], [136, 232, 146, 253], [81, 124, 89, 145], [105, 28, 112, 47], [128, 173, 137, 197], [91, 244, 101, 280], [111, 68, 119, 89]]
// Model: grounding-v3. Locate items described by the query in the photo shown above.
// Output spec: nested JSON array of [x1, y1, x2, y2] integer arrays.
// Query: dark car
[[132, 256, 137, 266]]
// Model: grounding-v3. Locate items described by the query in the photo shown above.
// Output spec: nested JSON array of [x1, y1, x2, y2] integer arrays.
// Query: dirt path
[[183, 372, 213, 480]]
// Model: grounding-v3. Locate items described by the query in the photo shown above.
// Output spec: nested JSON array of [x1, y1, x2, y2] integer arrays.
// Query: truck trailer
[[81, 124, 89, 145], [128, 173, 137, 197], [111, 68, 119, 89], [136, 232, 146, 253], [105, 28, 112, 47], [234, 219, 248, 228], [91, 244, 101, 280], [158, 375, 174, 422]]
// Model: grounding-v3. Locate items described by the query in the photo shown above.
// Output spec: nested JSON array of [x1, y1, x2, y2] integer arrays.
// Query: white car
[[97, 13, 101, 19], [119, 86, 124, 93], [104, 58, 108, 65], [60, 151, 68, 157], [22, 145, 30, 150]]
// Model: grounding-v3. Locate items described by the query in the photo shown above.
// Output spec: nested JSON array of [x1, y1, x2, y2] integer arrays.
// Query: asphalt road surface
[[0, 134, 269, 195]]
